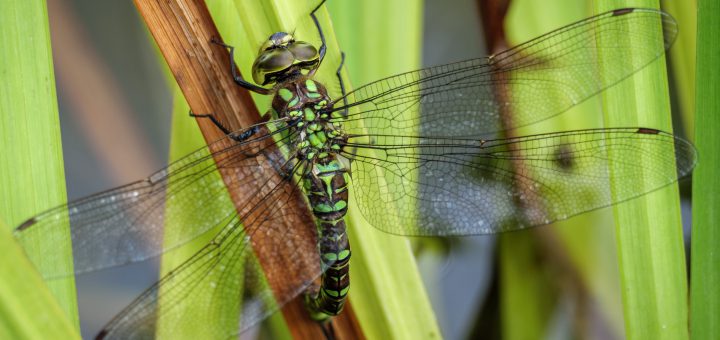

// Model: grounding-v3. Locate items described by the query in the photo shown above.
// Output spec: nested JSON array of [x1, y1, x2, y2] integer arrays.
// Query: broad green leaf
[[597, 1, 688, 339], [0, 223, 78, 339], [690, 1, 720, 339], [0, 0, 80, 334]]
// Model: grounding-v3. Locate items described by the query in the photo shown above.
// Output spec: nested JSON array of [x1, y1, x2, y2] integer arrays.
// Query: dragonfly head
[[252, 32, 320, 86]]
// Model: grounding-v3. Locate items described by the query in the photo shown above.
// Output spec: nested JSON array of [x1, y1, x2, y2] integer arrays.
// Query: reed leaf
[[690, 1, 720, 338]]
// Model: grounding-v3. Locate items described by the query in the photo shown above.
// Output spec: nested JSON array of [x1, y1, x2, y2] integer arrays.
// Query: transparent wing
[[14, 120, 298, 279], [16, 119, 326, 338], [342, 128, 696, 236], [333, 8, 677, 137], [95, 159, 321, 338]]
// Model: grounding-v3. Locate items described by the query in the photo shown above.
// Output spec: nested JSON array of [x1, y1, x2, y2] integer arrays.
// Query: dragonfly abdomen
[[303, 156, 351, 319]]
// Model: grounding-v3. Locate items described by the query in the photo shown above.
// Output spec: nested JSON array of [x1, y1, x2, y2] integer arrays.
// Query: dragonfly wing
[[14, 120, 296, 279], [342, 128, 695, 236], [333, 8, 676, 137], [95, 159, 323, 338]]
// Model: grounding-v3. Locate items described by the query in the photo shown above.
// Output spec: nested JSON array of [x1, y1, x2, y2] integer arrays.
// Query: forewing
[[333, 9, 677, 137]]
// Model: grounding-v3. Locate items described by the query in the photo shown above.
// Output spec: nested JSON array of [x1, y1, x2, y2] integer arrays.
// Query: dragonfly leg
[[310, 0, 328, 66], [189, 111, 233, 135], [334, 52, 349, 117], [210, 38, 271, 95], [190, 110, 262, 143]]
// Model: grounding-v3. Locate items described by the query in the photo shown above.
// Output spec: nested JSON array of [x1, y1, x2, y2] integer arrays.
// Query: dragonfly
[[14, 4, 695, 339]]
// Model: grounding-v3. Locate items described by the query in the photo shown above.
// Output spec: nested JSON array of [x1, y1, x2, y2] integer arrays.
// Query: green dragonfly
[[14, 4, 695, 339]]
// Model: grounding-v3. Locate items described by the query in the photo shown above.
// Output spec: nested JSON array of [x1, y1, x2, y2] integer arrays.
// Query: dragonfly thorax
[[252, 32, 320, 85], [272, 78, 345, 161]]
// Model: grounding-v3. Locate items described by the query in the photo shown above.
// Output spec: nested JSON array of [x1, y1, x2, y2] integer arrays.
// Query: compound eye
[[288, 41, 319, 62], [252, 48, 294, 85]]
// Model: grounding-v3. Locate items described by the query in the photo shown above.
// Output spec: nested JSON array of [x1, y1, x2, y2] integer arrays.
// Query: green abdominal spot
[[322, 249, 349, 262], [328, 274, 347, 282], [313, 200, 347, 213], [323, 286, 350, 298], [334, 200, 347, 211]]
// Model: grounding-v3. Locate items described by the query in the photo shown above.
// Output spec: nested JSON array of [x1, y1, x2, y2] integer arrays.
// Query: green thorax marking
[[270, 77, 345, 162], [271, 78, 330, 118]]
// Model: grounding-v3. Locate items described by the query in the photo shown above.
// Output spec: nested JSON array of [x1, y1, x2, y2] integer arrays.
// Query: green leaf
[[663, 1, 697, 137], [596, 1, 689, 339], [690, 1, 720, 339], [0, 0, 80, 334], [0, 223, 79, 339]]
